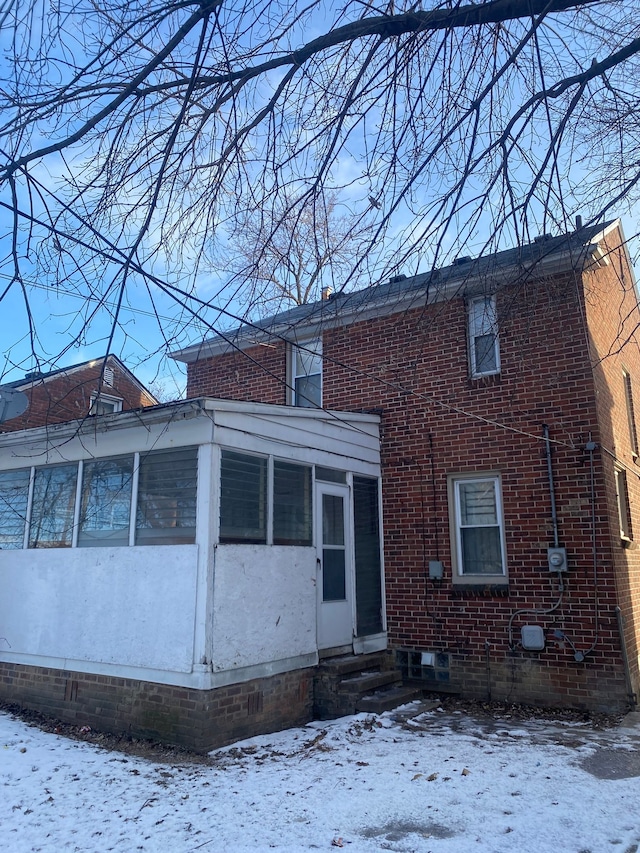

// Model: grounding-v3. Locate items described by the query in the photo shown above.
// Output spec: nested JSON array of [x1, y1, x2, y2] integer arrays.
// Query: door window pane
[[78, 456, 133, 547], [0, 469, 30, 549], [219, 450, 267, 543], [322, 493, 344, 545], [136, 447, 197, 545], [323, 548, 346, 601], [29, 464, 78, 548], [273, 461, 312, 545]]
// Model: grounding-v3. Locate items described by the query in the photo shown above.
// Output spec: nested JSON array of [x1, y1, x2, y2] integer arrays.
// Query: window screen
[[219, 450, 267, 543], [135, 447, 197, 545], [273, 461, 312, 545]]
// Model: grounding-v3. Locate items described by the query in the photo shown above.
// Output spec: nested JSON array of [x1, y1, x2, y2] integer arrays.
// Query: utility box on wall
[[521, 625, 545, 651]]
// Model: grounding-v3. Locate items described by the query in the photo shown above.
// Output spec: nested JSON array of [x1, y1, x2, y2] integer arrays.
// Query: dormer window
[[90, 393, 123, 416]]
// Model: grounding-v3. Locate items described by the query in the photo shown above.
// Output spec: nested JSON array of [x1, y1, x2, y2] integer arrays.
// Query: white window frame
[[0, 447, 198, 550], [89, 392, 123, 416], [615, 467, 633, 542], [449, 473, 507, 584], [218, 448, 313, 546], [468, 295, 500, 378], [288, 338, 322, 407]]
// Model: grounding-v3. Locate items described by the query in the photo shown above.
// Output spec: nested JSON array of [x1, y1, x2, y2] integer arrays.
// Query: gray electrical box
[[521, 625, 545, 651], [547, 547, 568, 572], [429, 560, 444, 579]]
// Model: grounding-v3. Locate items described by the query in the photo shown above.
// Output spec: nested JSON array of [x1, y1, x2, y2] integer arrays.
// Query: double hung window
[[615, 467, 632, 541], [450, 474, 506, 581], [468, 296, 500, 377], [290, 339, 322, 407]]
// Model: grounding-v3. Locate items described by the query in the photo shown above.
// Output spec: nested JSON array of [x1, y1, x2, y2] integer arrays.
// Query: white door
[[316, 482, 354, 650]]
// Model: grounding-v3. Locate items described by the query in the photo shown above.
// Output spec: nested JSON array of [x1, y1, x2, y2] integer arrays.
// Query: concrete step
[[318, 652, 389, 677], [356, 685, 424, 715], [339, 669, 401, 695]]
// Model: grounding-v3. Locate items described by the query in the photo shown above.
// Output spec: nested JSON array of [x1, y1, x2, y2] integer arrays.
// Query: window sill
[[620, 536, 637, 550], [451, 583, 510, 598], [468, 372, 501, 387]]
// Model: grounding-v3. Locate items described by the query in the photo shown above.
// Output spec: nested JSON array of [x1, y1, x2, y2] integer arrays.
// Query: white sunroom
[[0, 398, 384, 692]]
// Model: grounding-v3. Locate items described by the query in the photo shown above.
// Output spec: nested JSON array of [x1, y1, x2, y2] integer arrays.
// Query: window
[[623, 371, 638, 458], [468, 296, 500, 377], [136, 447, 198, 545], [219, 450, 313, 545], [353, 476, 383, 636], [78, 456, 133, 547], [273, 461, 312, 545], [29, 464, 78, 548], [615, 467, 632, 541], [290, 339, 322, 407], [0, 469, 30, 549], [450, 474, 506, 581], [90, 393, 123, 416], [0, 447, 198, 550], [219, 450, 268, 543]]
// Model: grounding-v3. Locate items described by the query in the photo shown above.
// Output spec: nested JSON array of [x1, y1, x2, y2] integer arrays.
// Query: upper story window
[[449, 473, 507, 583], [468, 296, 500, 377], [290, 339, 322, 407], [90, 392, 123, 416], [623, 370, 638, 459]]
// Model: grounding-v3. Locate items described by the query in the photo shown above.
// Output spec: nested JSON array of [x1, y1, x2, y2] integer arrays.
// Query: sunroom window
[[273, 460, 312, 545], [78, 456, 134, 547], [0, 468, 30, 549], [135, 447, 198, 545], [29, 464, 78, 548], [219, 450, 268, 543]]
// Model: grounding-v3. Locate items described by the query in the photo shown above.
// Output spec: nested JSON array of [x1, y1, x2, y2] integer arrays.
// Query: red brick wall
[[187, 342, 287, 404], [582, 228, 640, 703], [1, 361, 156, 431], [0, 662, 313, 753], [186, 240, 639, 712]]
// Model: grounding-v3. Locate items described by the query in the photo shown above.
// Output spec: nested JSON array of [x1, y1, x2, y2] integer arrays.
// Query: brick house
[[1, 355, 158, 431], [172, 219, 640, 714]]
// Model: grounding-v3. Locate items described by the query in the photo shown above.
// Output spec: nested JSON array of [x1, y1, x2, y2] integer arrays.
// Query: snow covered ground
[[2, 704, 640, 852]]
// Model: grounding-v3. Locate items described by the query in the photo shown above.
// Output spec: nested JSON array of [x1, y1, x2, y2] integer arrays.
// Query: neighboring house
[[172, 219, 640, 714], [0, 398, 383, 750], [0, 355, 158, 431]]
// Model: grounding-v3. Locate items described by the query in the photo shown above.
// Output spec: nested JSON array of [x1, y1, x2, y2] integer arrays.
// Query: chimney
[[321, 286, 333, 301]]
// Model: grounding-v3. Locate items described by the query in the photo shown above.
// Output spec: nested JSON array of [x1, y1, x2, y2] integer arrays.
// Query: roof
[[171, 220, 617, 364], [3, 354, 158, 401]]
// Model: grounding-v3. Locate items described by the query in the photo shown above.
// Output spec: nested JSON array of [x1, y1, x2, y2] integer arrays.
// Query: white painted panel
[[0, 545, 198, 673], [211, 545, 317, 671]]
